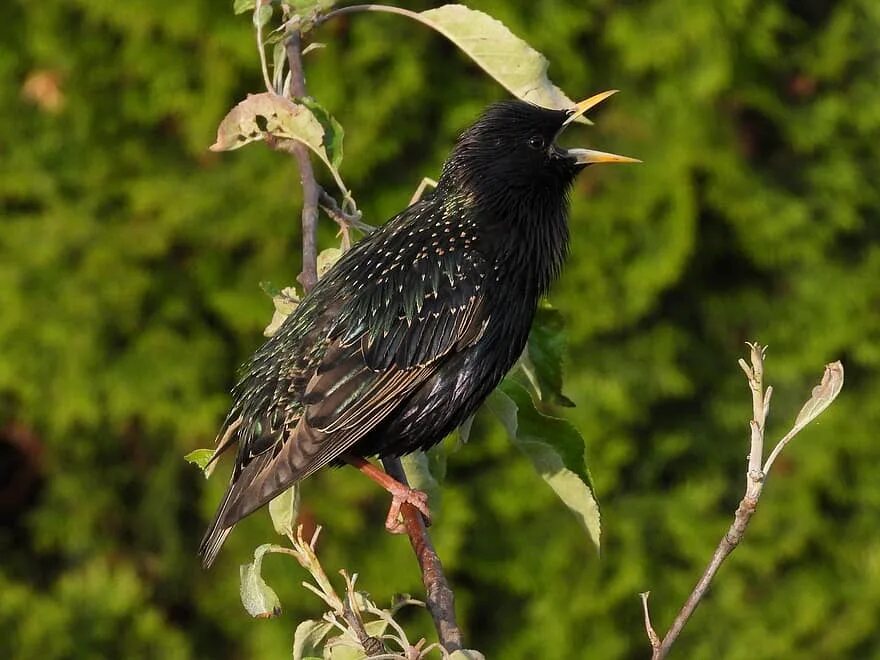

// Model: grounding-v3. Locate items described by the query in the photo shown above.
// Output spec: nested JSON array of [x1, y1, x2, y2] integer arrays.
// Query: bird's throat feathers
[[437, 179, 572, 298]]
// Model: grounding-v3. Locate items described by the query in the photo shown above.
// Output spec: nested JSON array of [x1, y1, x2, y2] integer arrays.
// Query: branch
[[641, 346, 844, 659], [284, 28, 320, 293], [382, 457, 463, 653], [277, 20, 462, 654]]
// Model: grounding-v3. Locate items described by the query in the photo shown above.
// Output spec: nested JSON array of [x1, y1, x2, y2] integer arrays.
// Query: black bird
[[200, 92, 638, 567]]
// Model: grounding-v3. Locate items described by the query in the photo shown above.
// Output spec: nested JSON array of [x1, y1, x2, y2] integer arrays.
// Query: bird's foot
[[384, 485, 431, 534]]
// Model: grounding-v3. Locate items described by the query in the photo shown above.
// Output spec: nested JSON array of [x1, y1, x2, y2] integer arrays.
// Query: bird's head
[[438, 91, 639, 200]]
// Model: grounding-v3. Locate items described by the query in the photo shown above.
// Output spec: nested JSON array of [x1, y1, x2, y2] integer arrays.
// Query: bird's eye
[[527, 135, 545, 150]]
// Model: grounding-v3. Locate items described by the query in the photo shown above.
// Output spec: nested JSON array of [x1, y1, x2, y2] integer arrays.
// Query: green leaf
[[183, 448, 214, 474], [411, 4, 582, 113], [292, 619, 334, 660], [253, 3, 273, 29], [268, 484, 300, 538], [233, 0, 256, 14], [401, 450, 441, 514], [239, 544, 282, 618], [210, 93, 349, 195], [299, 97, 345, 170], [523, 304, 575, 407], [486, 381, 600, 550]]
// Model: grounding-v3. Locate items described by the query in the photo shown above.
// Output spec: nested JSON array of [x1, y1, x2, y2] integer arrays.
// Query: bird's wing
[[217, 245, 489, 528]]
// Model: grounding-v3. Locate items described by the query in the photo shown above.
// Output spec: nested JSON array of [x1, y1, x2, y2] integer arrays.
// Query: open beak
[[567, 148, 641, 165], [560, 90, 641, 165], [563, 90, 620, 127]]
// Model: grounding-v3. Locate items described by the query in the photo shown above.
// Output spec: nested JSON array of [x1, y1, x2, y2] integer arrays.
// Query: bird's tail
[[198, 486, 237, 569]]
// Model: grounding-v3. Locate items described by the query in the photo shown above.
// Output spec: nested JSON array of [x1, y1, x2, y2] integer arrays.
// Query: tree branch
[[641, 347, 844, 659], [280, 25, 463, 652], [285, 28, 320, 293], [382, 457, 463, 652]]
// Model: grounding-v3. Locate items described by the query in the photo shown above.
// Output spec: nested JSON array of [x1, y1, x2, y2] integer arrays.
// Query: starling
[[200, 91, 638, 567]]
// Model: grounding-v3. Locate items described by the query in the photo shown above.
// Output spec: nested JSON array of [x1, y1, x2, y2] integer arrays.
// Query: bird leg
[[344, 455, 431, 533]]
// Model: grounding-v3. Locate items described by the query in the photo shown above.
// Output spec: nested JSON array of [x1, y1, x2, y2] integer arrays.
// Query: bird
[[199, 91, 638, 567]]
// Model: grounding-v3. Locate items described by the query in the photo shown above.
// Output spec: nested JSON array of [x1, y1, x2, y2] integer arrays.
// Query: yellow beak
[[563, 90, 620, 126], [567, 148, 641, 165], [561, 90, 641, 165]]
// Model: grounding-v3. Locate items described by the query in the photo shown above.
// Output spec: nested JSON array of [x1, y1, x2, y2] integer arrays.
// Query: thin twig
[[284, 29, 320, 292], [319, 189, 373, 250], [639, 592, 661, 652], [382, 457, 463, 653], [641, 347, 844, 658]]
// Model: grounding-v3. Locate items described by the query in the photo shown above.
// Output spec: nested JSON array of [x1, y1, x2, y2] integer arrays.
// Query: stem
[[285, 29, 319, 292], [382, 457, 463, 653], [317, 4, 422, 27], [643, 345, 769, 660]]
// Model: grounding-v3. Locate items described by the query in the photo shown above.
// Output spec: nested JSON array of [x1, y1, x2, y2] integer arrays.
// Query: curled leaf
[[269, 484, 300, 538], [292, 619, 334, 660], [794, 361, 844, 429], [316, 247, 343, 279], [210, 93, 348, 194], [239, 544, 282, 618], [263, 285, 300, 337]]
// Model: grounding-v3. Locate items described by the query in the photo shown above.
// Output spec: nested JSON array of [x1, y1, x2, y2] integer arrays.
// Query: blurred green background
[[2, 0, 879, 658]]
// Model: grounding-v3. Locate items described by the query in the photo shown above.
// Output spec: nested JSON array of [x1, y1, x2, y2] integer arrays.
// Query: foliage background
[[2, 0, 879, 657]]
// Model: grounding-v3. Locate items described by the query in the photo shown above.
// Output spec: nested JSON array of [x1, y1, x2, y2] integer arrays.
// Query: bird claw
[[384, 486, 431, 534]]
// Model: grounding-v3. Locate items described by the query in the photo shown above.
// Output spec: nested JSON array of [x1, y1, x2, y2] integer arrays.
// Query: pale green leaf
[[268, 484, 300, 537], [253, 3, 273, 29], [316, 247, 343, 279], [263, 285, 300, 337], [449, 651, 486, 660], [486, 382, 600, 549], [793, 361, 844, 430], [210, 93, 348, 194], [233, 0, 255, 14], [414, 4, 581, 112], [239, 544, 282, 618], [401, 450, 441, 514], [293, 619, 334, 660]]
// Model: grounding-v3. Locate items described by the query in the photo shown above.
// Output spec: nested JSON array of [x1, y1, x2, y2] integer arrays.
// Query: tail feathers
[[198, 486, 238, 569]]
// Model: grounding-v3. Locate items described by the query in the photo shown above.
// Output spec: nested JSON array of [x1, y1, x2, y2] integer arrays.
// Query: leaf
[[183, 448, 215, 475], [271, 39, 287, 92], [449, 651, 486, 660], [253, 3, 273, 29], [793, 361, 844, 430], [486, 381, 600, 550], [239, 544, 282, 618], [413, 4, 580, 112], [457, 414, 475, 445], [316, 247, 343, 279], [233, 0, 255, 14], [263, 285, 300, 337], [524, 304, 575, 407], [324, 618, 390, 660], [268, 484, 300, 537], [401, 451, 441, 514], [210, 93, 347, 192], [293, 619, 334, 660], [299, 97, 345, 170]]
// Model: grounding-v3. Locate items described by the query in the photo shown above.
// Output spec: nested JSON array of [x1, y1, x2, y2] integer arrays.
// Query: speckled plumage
[[200, 101, 591, 567]]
